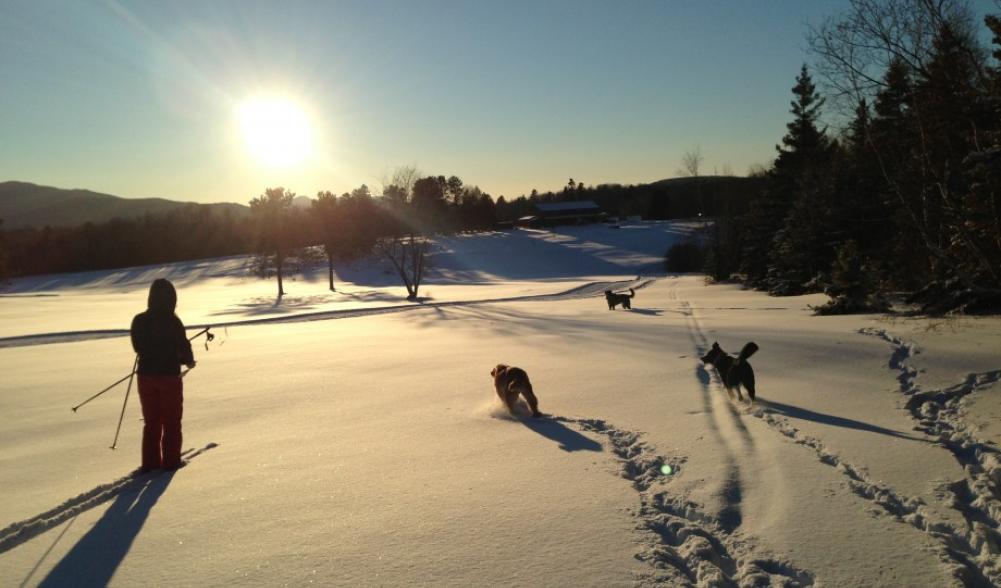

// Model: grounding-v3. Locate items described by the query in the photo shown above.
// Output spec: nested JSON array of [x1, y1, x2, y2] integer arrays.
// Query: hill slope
[[0, 181, 249, 228]]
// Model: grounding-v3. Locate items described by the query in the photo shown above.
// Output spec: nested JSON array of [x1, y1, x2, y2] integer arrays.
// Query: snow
[[2, 220, 1001, 586]]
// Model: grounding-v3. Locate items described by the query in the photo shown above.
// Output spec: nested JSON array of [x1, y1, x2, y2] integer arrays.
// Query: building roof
[[533, 200, 601, 213]]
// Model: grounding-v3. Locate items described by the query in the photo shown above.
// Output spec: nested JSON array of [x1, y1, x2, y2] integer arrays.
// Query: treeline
[[2, 205, 253, 276], [495, 175, 765, 223], [0, 177, 499, 281], [0, 167, 763, 281], [705, 0, 1001, 314]]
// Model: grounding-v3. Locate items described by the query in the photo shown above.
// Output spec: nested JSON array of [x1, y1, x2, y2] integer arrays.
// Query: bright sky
[[0, 1, 993, 204]]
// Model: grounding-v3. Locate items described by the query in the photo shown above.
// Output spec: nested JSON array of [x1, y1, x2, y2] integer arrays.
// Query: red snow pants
[[137, 375, 184, 470]]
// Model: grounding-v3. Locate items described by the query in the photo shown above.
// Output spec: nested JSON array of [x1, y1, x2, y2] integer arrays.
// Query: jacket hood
[[147, 279, 177, 313]]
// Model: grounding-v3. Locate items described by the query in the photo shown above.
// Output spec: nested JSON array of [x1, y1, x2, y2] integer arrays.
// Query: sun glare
[[237, 97, 313, 167]]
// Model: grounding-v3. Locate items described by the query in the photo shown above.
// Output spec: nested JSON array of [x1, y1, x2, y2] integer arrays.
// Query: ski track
[[555, 414, 814, 587], [0, 443, 218, 555], [0, 278, 654, 349], [662, 281, 815, 587]]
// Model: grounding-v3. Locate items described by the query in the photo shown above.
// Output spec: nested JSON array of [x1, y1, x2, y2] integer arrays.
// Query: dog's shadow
[[627, 307, 663, 317], [521, 415, 603, 452], [758, 399, 929, 442]]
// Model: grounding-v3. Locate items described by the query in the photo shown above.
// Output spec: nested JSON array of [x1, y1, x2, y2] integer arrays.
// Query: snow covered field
[[2, 221, 1000, 587]]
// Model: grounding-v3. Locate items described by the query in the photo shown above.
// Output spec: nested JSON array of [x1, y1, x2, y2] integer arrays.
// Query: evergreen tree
[[814, 239, 889, 315], [950, 13, 1001, 309], [742, 64, 831, 293], [774, 65, 826, 177], [862, 58, 930, 289], [411, 176, 448, 232], [250, 187, 295, 297], [312, 191, 345, 291], [909, 21, 999, 305], [833, 100, 891, 278]]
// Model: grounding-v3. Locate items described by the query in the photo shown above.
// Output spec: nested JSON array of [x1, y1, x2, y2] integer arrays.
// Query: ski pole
[[70, 327, 214, 412], [71, 371, 135, 412], [106, 327, 212, 447], [188, 326, 213, 342], [109, 355, 139, 450]]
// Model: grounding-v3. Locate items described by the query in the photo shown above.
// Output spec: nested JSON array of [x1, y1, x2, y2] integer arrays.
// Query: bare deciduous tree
[[382, 165, 421, 205], [807, 0, 975, 110], [678, 146, 704, 178], [376, 233, 432, 301], [679, 146, 706, 217]]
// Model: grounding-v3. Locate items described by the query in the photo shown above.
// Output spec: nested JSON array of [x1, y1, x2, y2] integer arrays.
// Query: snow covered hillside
[[2, 221, 1000, 587]]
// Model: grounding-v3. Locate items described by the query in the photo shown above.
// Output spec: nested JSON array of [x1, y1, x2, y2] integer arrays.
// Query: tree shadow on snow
[[338, 289, 413, 303], [521, 416, 603, 452], [209, 293, 333, 317], [37, 472, 175, 588], [758, 399, 929, 442], [415, 304, 667, 348]]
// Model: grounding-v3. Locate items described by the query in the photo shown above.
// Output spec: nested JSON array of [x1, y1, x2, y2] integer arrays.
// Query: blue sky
[[0, 1, 994, 204]]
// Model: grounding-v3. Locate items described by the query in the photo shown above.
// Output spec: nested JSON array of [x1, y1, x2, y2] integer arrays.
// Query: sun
[[236, 97, 313, 167]]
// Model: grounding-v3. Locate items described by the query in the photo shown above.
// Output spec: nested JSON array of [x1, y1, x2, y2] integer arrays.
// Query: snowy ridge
[[0, 278, 654, 349], [0, 330, 128, 348], [557, 416, 814, 587], [0, 443, 218, 555], [860, 328, 1001, 586]]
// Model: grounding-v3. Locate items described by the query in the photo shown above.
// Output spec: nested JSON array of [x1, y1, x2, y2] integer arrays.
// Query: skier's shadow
[[38, 472, 175, 587]]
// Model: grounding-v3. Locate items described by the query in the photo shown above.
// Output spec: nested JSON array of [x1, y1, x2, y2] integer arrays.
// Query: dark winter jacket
[[130, 279, 194, 376]]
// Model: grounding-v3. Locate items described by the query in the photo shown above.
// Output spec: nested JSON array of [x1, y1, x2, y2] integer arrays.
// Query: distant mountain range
[[0, 181, 250, 229]]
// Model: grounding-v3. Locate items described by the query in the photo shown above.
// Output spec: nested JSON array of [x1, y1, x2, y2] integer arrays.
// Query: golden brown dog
[[490, 364, 541, 417]]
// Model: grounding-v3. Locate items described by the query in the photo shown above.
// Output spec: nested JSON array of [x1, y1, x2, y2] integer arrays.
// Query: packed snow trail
[[540, 278, 816, 586]]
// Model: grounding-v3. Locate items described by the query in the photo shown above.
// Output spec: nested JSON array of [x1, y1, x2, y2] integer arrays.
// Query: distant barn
[[515, 200, 606, 227]]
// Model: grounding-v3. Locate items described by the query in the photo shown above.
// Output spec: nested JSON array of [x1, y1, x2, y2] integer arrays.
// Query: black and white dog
[[701, 342, 759, 402]]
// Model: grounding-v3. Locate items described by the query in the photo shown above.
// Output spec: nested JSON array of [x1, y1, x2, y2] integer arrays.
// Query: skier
[[130, 279, 195, 472]]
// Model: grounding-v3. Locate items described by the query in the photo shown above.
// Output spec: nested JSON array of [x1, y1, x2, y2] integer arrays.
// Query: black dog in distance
[[605, 288, 635, 310]]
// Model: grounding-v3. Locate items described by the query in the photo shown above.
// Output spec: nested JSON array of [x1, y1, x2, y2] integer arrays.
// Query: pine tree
[[774, 65, 826, 178], [909, 21, 1000, 309], [951, 14, 1001, 310], [814, 239, 889, 315], [751, 65, 833, 294], [741, 66, 826, 286]]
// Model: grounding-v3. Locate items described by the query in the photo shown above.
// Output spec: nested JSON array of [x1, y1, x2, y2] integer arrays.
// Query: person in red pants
[[130, 279, 195, 472]]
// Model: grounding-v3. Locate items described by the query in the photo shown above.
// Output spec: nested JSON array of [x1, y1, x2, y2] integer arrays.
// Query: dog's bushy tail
[[627, 288, 635, 298], [738, 342, 759, 362]]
